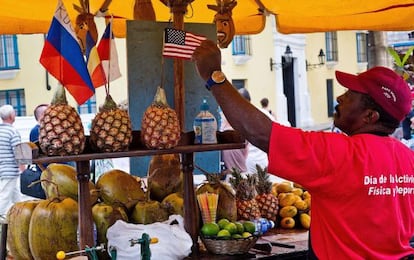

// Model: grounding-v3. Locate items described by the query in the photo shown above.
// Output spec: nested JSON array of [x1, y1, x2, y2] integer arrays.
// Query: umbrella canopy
[[2, 0, 414, 37]]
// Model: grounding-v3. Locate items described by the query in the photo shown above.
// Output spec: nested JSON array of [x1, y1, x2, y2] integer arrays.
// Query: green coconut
[[28, 197, 78, 260], [7, 200, 42, 260], [96, 169, 145, 210], [40, 163, 98, 205], [130, 199, 169, 224]]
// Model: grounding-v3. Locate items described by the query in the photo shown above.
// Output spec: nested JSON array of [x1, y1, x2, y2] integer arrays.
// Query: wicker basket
[[200, 235, 258, 255]]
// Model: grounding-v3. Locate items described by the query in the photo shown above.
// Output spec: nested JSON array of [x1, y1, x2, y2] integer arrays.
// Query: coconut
[[161, 192, 184, 216], [196, 173, 238, 222], [29, 197, 78, 260], [96, 169, 145, 210], [7, 200, 41, 260], [130, 199, 169, 224], [147, 154, 183, 202], [40, 163, 98, 205]]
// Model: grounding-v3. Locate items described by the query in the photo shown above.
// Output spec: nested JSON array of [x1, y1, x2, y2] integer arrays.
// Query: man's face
[[214, 13, 235, 48], [333, 90, 368, 135]]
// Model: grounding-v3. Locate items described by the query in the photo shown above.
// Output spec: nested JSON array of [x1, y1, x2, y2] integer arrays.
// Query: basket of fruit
[[200, 219, 259, 255]]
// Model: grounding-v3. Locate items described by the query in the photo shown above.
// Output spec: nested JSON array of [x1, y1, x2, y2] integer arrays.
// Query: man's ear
[[364, 109, 380, 124]]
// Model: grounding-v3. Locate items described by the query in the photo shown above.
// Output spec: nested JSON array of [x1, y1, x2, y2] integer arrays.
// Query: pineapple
[[39, 85, 85, 156], [255, 165, 279, 222], [141, 86, 181, 149], [89, 95, 132, 152], [229, 168, 261, 220]]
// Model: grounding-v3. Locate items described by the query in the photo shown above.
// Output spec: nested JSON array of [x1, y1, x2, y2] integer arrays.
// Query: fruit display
[[229, 169, 261, 220], [201, 218, 257, 239], [39, 85, 85, 156], [141, 86, 181, 149], [272, 181, 311, 229], [89, 94, 132, 152]]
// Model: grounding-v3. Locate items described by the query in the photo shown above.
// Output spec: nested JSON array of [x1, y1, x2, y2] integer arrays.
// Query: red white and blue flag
[[97, 21, 121, 83], [162, 28, 206, 60], [85, 31, 107, 88], [39, 0, 94, 105]]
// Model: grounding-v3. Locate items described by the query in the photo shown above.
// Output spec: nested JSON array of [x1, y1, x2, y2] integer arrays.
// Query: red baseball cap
[[335, 66, 411, 121]]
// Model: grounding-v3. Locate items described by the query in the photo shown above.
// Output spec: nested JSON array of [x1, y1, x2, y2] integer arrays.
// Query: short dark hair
[[34, 104, 49, 121], [260, 98, 269, 107], [361, 93, 400, 132]]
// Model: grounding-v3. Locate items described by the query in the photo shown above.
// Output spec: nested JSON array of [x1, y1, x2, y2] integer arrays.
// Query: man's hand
[[192, 40, 222, 81]]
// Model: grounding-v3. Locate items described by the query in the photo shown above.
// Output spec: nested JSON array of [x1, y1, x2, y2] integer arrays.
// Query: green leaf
[[401, 46, 414, 65], [387, 47, 404, 67]]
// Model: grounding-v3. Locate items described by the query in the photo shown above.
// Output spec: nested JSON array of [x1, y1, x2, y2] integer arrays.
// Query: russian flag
[[39, 0, 94, 105], [97, 21, 121, 83], [85, 31, 107, 88]]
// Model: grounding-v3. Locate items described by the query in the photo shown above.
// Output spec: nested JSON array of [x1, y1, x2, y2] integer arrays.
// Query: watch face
[[212, 71, 226, 83]]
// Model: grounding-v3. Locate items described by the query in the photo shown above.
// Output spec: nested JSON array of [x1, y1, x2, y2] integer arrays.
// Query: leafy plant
[[387, 46, 414, 68]]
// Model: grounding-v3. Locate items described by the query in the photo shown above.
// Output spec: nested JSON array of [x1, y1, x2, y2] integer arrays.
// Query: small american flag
[[162, 28, 206, 60]]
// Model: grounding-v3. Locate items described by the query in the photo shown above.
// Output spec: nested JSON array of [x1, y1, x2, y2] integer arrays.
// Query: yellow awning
[[1, 0, 414, 37]]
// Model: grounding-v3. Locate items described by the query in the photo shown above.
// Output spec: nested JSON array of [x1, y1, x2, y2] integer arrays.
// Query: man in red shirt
[[192, 40, 414, 259]]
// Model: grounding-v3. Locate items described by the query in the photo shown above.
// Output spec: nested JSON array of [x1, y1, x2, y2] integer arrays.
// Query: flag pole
[[105, 15, 113, 96]]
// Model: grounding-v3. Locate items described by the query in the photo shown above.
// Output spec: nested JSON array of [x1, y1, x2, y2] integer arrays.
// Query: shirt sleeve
[[267, 122, 352, 190]]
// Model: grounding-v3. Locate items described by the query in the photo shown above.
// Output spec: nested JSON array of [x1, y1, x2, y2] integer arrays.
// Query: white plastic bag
[[106, 215, 193, 260]]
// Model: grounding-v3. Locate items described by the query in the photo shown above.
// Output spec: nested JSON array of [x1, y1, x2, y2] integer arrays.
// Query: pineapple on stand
[[229, 168, 261, 221], [89, 93, 132, 153], [255, 165, 279, 223], [39, 85, 85, 156], [141, 86, 181, 149]]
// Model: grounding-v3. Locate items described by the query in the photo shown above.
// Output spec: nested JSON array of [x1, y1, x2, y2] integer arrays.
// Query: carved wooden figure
[[207, 0, 237, 49]]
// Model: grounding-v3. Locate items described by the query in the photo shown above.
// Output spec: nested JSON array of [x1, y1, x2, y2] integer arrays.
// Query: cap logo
[[381, 86, 396, 103]]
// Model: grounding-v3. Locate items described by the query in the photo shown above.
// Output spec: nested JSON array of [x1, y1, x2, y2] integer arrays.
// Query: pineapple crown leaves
[[255, 164, 272, 194], [152, 86, 170, 107], [100, 94, 118, 111], [228, 167, 244, 189], [51, 84, 68, 105]]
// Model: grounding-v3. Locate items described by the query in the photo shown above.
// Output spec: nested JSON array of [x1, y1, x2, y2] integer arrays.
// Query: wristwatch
[[205, 71, 226, 90]]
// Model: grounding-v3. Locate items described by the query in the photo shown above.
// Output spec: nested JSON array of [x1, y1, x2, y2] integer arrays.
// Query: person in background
[[192, 39, 414, 259], [218, 88, 251, 175], [260, 97, 273, 117], [29, 103, 48, 144], [0, 105, 24, 216]]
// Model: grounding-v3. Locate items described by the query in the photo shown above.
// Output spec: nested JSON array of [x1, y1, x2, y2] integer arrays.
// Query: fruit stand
[[27, 131, 245, 255]]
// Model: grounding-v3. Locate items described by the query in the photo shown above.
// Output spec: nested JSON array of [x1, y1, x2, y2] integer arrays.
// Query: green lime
[[235, 221, 244, 234], [201, 222, 220, 237], [217, 229, 231, 239], [242, 232, 252, 238], [217, 218, 230, 229], [232, 234, 243, 239], [243, 221, 256, 234], [224, 222, 238, 235]]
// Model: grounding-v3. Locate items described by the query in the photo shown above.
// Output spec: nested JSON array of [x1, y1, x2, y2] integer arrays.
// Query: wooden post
[[76, 160, 94, 250], [181, 152, 199, 254]]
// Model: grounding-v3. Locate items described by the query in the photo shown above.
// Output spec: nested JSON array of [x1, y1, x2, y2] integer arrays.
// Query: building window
[[0, 35, 19, 70], [232, 36, 251, 56], [325, 32, 338, 62], [326, 79, 334, 117], [0, 89, 26, 116], [77, 95, 96, 114], [356, 33, 368, 63]]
